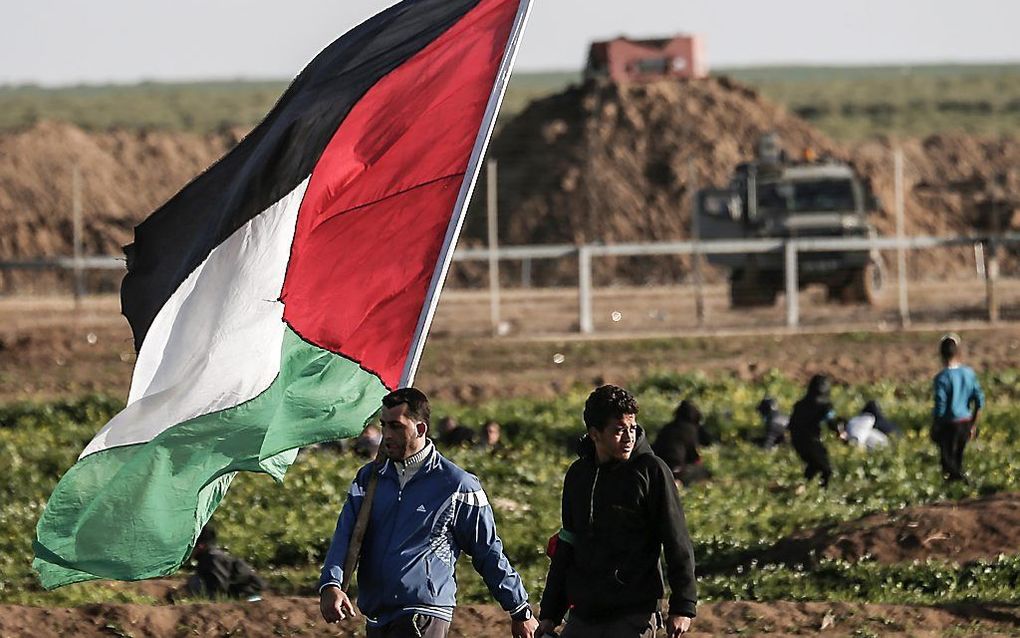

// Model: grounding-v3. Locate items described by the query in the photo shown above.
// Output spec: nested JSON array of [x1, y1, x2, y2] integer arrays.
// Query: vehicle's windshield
[[757, 179, 857, 213]]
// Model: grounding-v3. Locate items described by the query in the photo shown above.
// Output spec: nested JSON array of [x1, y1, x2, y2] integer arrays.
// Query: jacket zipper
[[589, 467, 600, 527], [382, 450, 434, 604]]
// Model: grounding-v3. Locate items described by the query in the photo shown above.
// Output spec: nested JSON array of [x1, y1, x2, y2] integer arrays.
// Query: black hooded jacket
[[653, 401, 703, 473], [789, 375, 838, 442], [539, 427, 698, 623]]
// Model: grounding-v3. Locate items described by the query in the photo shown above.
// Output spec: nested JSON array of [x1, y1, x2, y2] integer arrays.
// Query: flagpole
[[398, 0, 535, 388]]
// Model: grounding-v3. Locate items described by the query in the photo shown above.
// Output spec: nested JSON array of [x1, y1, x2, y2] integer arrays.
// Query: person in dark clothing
[[695, 418, 716, 448], [539, 385, 697, 638], [653, 400, 711, 486], [932, 334, 985, 482], [861, 400, 902, 438], [352, 423, 383, 458], [436, 416, 475, 448], [756, 397, 789, 449], [185, 525, 265, 601], [788, 375, 841, 488]]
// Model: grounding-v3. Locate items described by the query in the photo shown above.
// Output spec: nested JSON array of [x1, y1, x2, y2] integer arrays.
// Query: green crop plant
[[3, 371, 1020, 607]]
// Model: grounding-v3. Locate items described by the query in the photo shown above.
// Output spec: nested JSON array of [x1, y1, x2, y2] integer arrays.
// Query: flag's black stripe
[[121, 0, 482, 352]]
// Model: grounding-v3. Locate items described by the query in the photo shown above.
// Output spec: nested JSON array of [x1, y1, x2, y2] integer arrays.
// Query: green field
[[4, 370, 1020, 608], [5, 64, 1020, 139], [724, 64, 1020, 139], [0, 72, 580, 137]]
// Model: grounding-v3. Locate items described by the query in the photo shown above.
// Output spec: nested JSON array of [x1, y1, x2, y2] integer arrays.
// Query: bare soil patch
[[3, 295, 1020, 403], [753, 493, 1020, 568], [2, 598, 1020, 637]]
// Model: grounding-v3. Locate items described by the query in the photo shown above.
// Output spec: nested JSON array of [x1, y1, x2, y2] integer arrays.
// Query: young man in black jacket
[[789, 375, 841, 488], [538, 385, 697, 638]]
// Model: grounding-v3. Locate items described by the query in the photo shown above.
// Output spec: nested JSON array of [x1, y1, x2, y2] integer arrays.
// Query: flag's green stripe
[[33, 327, 386, 589]]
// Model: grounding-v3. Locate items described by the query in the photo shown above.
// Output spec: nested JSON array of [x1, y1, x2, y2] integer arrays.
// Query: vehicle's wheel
[[841, 256, 886, 305], [730, 269, 779, 308]]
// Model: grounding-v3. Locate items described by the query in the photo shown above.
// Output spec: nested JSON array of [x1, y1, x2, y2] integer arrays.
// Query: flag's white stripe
[[398, 0, 535, 388], [80, 178, 310, 460]]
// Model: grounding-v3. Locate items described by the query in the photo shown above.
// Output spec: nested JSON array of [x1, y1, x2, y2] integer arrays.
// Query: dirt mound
[[3, 83, 1020, 286], [484, 77, 840, 246], [755, 493, 1020, 567], [471, 77, 1020, 282], [0, 120, 235, 259], [470, 78, 840, 283], [855, 135, 1020, 238], [3, 598, 1020, 637]]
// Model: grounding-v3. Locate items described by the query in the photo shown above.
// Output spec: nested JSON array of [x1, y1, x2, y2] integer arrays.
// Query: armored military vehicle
[[697, 133, 885, 307]]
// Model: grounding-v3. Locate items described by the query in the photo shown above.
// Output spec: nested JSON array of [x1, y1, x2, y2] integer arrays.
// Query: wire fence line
[[3, 233, 1020, 335]]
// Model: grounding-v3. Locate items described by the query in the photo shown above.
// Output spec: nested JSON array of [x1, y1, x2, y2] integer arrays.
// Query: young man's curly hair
[[583, 384, 639, 431]]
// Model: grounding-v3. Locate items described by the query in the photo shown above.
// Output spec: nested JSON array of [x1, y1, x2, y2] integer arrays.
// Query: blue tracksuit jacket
[[318, 445, 528, 626]]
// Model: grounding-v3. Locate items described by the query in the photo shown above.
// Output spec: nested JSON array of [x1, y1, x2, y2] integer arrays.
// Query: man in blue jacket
[[933, 334, 985, 482], [319, 388, 538, 638]]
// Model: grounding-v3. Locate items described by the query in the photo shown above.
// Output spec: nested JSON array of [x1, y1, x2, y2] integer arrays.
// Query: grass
[[4, 64, 1020, 139], [4, 370, 1020, 607], [720, 63, 1020, 139]]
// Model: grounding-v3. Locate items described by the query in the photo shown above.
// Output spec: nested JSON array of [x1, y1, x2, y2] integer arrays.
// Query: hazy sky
[[3, 0, 1018, 86]]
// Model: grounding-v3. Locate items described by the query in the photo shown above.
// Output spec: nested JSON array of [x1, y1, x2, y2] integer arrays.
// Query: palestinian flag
[[34, 0, 533, 589]]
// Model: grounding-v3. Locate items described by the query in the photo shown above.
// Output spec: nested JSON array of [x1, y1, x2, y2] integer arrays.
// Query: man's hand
[[665, 614, 692, 637], [319, 586, 357, 624], [511, 616, 539, 638], [535, 618, 558, 637]]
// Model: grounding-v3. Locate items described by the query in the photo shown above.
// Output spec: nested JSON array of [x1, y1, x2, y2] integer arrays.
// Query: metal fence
[[7, 232, 1019, 336], [453, 233, 1020, 334]]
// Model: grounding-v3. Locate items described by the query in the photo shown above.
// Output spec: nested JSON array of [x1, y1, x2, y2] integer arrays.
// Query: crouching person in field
[[180, 525, 265, 602], [538, 385, 698, 638], [318, 388, 538, 638]]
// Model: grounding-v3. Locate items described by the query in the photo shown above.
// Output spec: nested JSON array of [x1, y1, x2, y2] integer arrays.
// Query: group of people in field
[[657, 333, 985, 490], [646, 380, 903, 489], [186, 334, 984, 638], [777, 333, 983, 488]]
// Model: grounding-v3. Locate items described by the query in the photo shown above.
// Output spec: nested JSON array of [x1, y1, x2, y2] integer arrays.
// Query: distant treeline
[[722, 63, 1020, 139], [0, 72, 580, 136], [3, 64, 1020, 139], [792, 98, 1020, 119]]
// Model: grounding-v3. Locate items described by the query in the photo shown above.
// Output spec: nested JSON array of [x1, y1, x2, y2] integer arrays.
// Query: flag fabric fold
[[34, 0, 532, 589]]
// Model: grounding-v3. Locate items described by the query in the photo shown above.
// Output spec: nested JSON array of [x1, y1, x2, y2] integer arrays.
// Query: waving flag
[[34, 0, 533, 589]]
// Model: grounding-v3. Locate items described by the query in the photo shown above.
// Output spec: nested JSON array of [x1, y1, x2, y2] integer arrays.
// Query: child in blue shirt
[[932, 334, 985, 482]]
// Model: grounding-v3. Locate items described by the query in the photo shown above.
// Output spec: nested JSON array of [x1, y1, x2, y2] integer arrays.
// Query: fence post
[[785, 241, 799, 328], [521, 257, 532, 288], [986, 176, 1002, 323], [486, 160, 501, 335], [578, 246, 594, 334], [894, 148, 911, 327], [689, 160, 706, 328], [72, 164, 85, 305]]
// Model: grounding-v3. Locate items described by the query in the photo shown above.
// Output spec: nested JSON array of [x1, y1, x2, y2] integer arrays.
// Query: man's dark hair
[[382, 387, 431, 425], [197, 525, 217, 547], [940, 334, 960, 362], [583, 385, 639, 431]]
